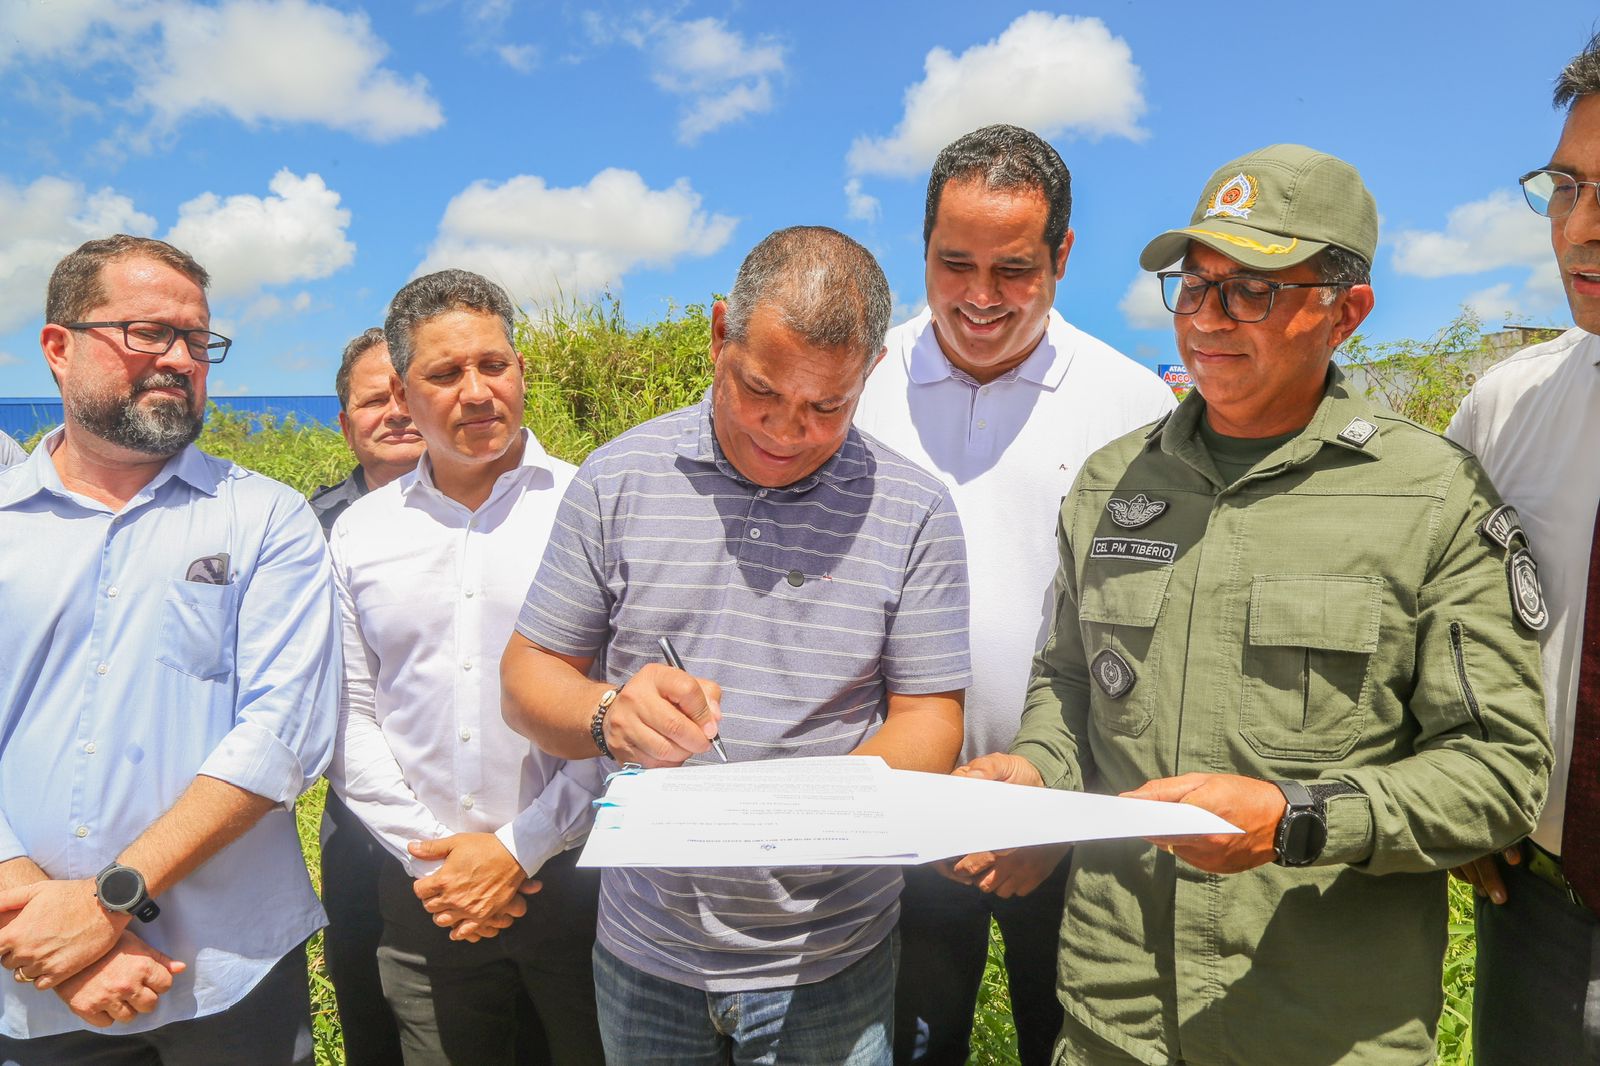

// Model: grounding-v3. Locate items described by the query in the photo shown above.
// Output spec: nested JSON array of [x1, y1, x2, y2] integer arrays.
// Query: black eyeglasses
[[65, 320, 232, 364], [1519, 169, 1600, 219], [1156, 271, 1353, 324]]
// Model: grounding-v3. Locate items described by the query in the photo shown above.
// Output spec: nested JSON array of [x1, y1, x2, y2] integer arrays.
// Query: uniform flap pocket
[[1080, 567, 1173, 627], [1248, 575, 1381, 652]]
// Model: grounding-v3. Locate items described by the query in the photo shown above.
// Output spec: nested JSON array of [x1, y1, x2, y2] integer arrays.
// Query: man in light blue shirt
[[0, 234, 338, 1064]]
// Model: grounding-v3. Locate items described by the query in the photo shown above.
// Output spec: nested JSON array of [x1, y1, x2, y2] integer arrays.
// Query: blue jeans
[[593, 933, 896, 1065]]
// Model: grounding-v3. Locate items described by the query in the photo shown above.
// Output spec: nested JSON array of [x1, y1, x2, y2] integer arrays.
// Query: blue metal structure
[[0, 396, 341, 440]]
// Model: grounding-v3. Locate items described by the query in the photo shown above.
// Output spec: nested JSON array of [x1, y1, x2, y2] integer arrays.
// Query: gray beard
[[65, 373, 203, 457]]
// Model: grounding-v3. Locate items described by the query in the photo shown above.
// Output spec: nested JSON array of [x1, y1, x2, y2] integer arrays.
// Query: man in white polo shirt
[[854, 124, 1175, 1066], [328, 269, 605, 1064]]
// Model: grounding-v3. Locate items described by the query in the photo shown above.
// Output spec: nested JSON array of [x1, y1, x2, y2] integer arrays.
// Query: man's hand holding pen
[[600, 663, 724, 768]]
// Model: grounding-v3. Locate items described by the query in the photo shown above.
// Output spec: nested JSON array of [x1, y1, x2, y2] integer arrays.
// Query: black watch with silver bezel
[[95, 862, 160, 923]]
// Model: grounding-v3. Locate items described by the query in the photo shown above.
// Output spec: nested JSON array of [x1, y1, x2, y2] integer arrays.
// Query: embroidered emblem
[[1203, 174, 1259, 219], [1477, 504, 1527, 551], [1090, 537, 1178, 565], [184, 553, 230, 585], [1106, 493, 1168, 529], [1336, 418, 1377, 447], [1507, 548, 1548, 631], [1091, 648, 1136, 699]]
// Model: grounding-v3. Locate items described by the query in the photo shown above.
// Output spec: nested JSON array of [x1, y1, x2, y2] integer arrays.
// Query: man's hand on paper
[[1122, 773, 1284, 874], [410, 833, 541, 942], [936, 753, 1059, 893], [606, 663, 724, 768], [940, 842, 1071, 898], [1450, 847, 1520, 905]]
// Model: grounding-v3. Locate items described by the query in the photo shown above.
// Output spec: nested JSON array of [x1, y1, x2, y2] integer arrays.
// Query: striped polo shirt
[[516, 394, 972, 990]]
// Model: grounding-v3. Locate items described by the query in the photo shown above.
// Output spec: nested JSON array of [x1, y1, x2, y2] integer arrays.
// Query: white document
[[578, 755, 1239, 869]]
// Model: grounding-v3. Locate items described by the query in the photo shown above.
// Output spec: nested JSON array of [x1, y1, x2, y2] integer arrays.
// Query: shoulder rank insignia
[[1506, 547, 1548, 631], [1478, 504, 1527, 551], [1336, 417, 1377, 447], [1106, 493, 1167, 528], [1091, 648, 1136, 699]]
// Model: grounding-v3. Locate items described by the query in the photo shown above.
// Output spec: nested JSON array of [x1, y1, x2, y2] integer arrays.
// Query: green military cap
[[1139, 144, 1378, 272]]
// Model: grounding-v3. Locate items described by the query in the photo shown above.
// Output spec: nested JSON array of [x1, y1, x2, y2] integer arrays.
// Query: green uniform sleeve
[[1318, 455, 1552, 872], [1011, 496, 1092, 792]]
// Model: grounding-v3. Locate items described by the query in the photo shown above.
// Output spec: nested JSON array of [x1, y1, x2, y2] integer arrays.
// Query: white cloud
[[1391, 191, 1549, 278], [0, 176, 156, 333], [166, 170, 355, 300], [598, 14, 785, 143], [416, 168, 737, 304], [240, 289, 315, 323], [848, 13, 1146, 177], [0, 352, 22, 368], [844, 179, 880, 223], [0, 0, 442, 143], [497, 43, 538, 73], [208, 382, 253, 395], [1118, 272, 1169, 331]]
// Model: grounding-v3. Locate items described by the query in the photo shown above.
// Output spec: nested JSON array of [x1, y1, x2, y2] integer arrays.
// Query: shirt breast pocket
[[156, 579, 239, 681], [1079, 567, 1172, 737], [1240, 574, 1381, 761]]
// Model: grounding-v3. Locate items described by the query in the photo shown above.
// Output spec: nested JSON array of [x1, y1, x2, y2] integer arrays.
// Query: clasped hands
[[409, 832, 540, 943], [0, 878, 185, 1028], [942, 755, 1288, 881]]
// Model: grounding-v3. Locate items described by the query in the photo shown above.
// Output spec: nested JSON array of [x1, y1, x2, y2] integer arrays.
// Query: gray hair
[[1315, 246, 1372, 303], [723, 227, 890, 368], [47, 234, 209, 326], [334, 327, 388, 409], [924, 125, 1072, 269], [1555, 30, 1600, 109], [384, 269, 515, 380]]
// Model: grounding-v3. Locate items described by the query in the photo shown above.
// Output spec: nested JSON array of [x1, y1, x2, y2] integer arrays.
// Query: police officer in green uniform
[[957, 145, 1553, 1064]]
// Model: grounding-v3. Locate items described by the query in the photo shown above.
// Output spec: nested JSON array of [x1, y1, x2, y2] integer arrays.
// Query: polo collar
[[676, 392, 870, 493], [906, 308, 1073, 390]]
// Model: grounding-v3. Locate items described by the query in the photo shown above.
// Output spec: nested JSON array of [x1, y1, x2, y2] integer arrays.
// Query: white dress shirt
[[1447, 327, 1600, 856], [328, 430, 604, 878], [855, 308, 1176, 763]]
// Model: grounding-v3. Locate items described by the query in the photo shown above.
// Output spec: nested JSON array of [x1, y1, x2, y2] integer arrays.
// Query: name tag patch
[[1090, 537, 1177, 565], [1478, 504, 1527, 551]]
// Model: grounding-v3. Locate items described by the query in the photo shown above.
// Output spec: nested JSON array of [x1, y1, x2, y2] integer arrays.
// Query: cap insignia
[[1204, 173, 1259, 219]]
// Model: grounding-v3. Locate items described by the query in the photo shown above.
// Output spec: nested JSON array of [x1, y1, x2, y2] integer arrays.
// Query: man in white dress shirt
[[854, 124, 1175, 1066], [1445, 31, 1600, 1064], [328, 269, 605, 1065]]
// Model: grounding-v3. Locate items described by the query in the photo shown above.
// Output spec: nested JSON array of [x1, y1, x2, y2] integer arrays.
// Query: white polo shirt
[[1446, 326, 1600, 856], [855, 308, 1176, 763]]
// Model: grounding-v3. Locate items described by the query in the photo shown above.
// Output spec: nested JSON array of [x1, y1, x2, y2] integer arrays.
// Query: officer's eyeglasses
[[1519, 169, 1600, 219], [65, 320, 232, 364], [1156, 271, 1353, 324]]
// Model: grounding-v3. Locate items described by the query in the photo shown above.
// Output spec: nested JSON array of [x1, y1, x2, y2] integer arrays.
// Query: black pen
[[658, 636, 728, 762]]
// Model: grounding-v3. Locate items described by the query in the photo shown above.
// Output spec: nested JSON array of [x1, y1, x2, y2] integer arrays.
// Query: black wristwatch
[[95, 862, 160, 923], [1272, 780, 1326, 866], [590, 688, 620, 759]]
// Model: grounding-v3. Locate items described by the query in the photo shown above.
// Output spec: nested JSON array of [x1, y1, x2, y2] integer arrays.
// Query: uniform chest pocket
[[156, 579, 239, 681], [1240, 575, 1381, 761], [1079, 568, 1172, 737]]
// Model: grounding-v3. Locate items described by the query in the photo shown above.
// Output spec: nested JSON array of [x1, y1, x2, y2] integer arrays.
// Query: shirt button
[[977, 419, 988, 430], [459, 729, 472, 742], [749, 528, 762, 539], [106, 587, 119, 598], [84, 742, 97, 754], [462, 660, 473, 671], [96, 663, 108, 676], [460, 795, 475, 810], [75, 826, 89, 838], [464, 589, 475, 599], [757, 489, 768, 498]]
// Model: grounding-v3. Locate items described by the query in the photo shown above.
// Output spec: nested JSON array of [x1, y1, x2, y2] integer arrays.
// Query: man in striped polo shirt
[[502, 225, 972, 1065]]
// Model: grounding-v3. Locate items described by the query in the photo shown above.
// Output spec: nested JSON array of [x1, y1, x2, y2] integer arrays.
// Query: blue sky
[[0, 1, 1590, 398]]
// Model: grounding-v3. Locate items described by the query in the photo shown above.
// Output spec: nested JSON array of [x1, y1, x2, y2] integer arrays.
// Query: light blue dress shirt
[[0, 429, 338, 1038]]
